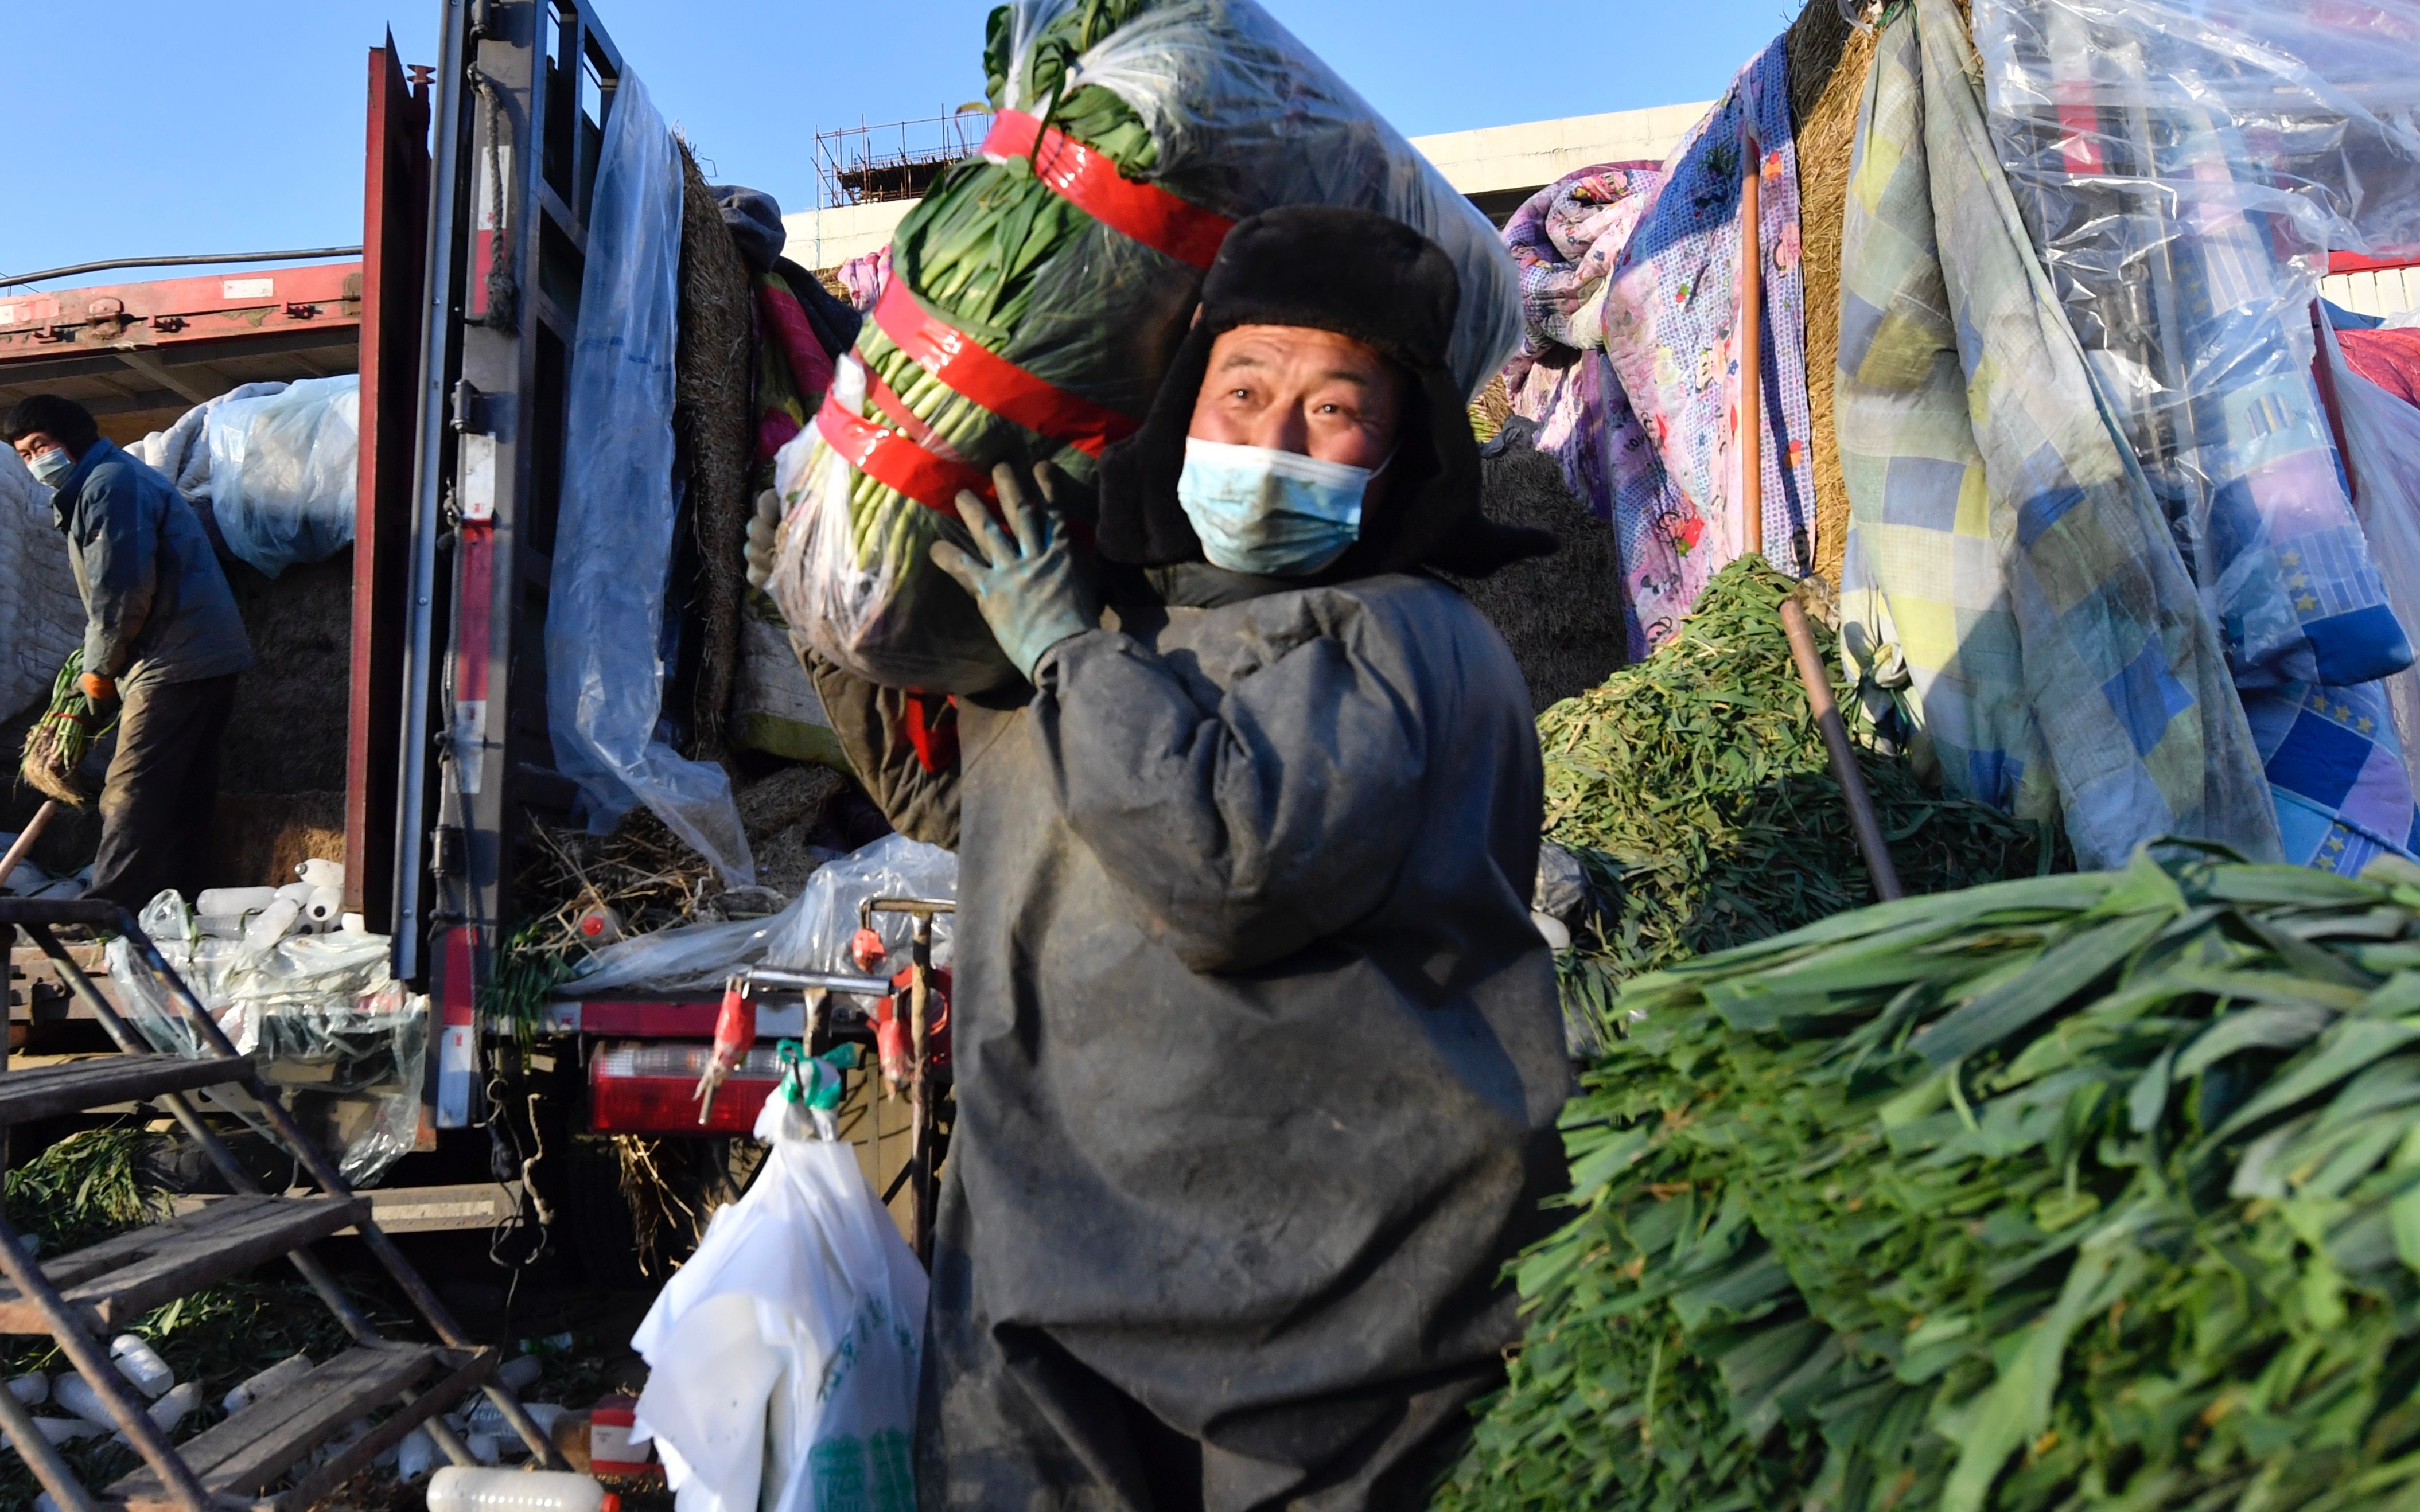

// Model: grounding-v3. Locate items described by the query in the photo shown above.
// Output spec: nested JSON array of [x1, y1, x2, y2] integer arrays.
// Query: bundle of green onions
[[20, 649, 115, 806], [1438, 847, 2420, 1511], [768, 0, 1521, 691]]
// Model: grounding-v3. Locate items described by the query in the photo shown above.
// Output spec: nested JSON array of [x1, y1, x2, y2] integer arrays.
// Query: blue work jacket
[[51, 438, 254, 688]]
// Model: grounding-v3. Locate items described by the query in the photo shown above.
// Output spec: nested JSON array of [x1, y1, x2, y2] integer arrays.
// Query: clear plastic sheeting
[[546, 71, 754, 885], [2327, 325, 2420, 804], [0, 446, 84, 722], [201, 376, 361, 577], [762, 832, 956, 975], [1974, 0, 2420, 693], [107, 891, 427, 1186], [566, 834, 957, 997], [130, 381, 285, 508]]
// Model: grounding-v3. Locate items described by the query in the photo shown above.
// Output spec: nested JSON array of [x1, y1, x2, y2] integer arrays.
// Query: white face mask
[[26, 447, 73, 486], [1175, 437, 1378, 577]]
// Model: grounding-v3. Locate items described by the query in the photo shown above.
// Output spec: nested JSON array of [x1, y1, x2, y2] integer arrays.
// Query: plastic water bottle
[[244, 896, 302, 949], [496, 1356, 544, 1392], [111, 1381, 200, 1445], [1, 1416, 102, 1451], [197, 886, 278, 918], [54, 1371, 116, 1427], [426, 1468, 618, 1512], [396, 1425, 438, 1483], [6, 1370, 45, 1405], [298, 857, 344, 890], [110, 1335, 175, 1400], [466, 1432, 503, 1464]]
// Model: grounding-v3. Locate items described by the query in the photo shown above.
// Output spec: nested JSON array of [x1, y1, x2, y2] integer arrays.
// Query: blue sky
[[1, 0, 1796, 288]]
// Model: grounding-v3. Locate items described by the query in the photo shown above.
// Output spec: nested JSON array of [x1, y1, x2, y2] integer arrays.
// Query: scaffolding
[[814, 110, 994, 207]]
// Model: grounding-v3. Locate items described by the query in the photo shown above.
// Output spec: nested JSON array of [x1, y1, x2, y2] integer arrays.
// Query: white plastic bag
[[204, 375, 361, 577], [631, 1095, 925, 1512], [566, 833, 956, 997]]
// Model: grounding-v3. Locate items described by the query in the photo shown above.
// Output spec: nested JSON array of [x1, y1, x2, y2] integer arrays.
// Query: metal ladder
[[0, 897, 563, 1512]]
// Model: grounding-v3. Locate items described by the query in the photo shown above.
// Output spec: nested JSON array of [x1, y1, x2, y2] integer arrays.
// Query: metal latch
[[450, 380, 493, 435]]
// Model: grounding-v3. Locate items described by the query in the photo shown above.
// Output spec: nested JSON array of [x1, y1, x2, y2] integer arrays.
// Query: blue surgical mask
[[1176, 437, 1375, 578], [26, 448, 73, 487]]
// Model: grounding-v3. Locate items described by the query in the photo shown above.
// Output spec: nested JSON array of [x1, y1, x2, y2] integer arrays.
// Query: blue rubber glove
[[931, 462, 1099, 680]]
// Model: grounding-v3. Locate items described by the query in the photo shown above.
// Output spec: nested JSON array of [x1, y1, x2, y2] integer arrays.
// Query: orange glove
[[79, 672, 116, 703]]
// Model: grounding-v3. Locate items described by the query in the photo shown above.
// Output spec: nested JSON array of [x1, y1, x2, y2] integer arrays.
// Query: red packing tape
[[983, 109, 1236, 271], [816, 393, 995, 513], [874, 283, 1138, 457]]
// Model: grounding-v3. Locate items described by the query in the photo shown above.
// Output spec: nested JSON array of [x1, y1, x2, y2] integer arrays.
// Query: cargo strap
[[982, 108, 1236, 271], [815, 393, 995, 513], [871, 283, 1138, 458]]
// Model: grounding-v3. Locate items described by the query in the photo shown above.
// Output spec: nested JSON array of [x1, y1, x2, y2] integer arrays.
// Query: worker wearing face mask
[[5, 393, 253, 910], [805, 206, 1570, 1509]]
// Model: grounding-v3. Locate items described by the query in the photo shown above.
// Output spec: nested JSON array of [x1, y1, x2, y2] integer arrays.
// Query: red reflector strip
[[816, 392, 997, 513], [589, 1040, 777, 1136], [873, 282, 1138, 457], [983, 109, 1235, 271]]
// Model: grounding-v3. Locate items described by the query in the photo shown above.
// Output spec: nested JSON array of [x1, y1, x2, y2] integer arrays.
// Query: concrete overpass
[[781, 102, 1714, 270]]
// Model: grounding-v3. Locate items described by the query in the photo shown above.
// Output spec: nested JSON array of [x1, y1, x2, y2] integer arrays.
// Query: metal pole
[[0, 1361, 103, 1512], [908, 913, 934, 1267], [0, 1206, 219, 1512], [17, 925, 485, 1468], [394, 0, 470, 979], [1736, 114, 1900, 901], [1738, 124, 1765, 562], [106, 914, 563, 1468], [1781, 599, 1907, 900]]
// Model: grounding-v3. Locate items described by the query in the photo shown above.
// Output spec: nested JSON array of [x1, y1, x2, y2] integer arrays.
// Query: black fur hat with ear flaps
[[1094, 205, 1557, 580]]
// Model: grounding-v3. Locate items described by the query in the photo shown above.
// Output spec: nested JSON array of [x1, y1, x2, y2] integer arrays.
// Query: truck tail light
[[588, 1039, 781, 1135]]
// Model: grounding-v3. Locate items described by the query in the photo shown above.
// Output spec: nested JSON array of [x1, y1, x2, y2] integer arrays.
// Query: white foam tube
[[196, 886, 278, 917], [243, 897, 301, 949], [298, 857, 344, 890]]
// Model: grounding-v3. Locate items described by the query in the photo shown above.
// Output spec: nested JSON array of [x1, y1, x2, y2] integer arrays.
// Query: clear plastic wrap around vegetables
[[768, 0, 1523, 691], [1973, 0, 2420, 693]]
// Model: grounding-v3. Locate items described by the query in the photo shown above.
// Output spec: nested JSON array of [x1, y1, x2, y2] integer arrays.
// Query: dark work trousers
[[89, 673, 239, 913]]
